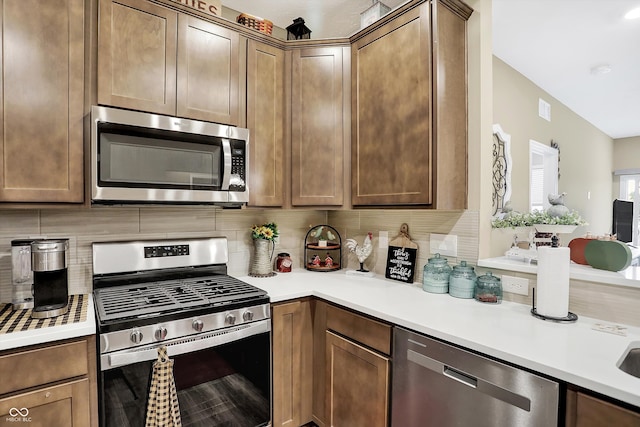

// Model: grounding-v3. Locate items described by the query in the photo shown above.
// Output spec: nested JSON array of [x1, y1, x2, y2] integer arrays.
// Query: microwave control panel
[[229, 140, 246, 191]]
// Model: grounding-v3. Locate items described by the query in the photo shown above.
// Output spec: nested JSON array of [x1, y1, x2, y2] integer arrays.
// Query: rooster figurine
[[345, 232, 373, 272]]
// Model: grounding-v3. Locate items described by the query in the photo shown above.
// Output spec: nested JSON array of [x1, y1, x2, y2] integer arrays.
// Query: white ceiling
[[493, 0, 640, 140], [223, 0, 640, 139]]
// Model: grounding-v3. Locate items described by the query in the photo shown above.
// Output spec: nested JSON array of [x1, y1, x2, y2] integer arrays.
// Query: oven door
[[99, 321, 271, 427]]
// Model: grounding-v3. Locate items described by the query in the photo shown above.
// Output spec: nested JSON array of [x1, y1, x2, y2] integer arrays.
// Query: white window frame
[[529, 140, 558, 213]]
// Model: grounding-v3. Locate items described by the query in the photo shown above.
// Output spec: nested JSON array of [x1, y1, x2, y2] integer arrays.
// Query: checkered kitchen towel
[[145, 346, 182, 427]]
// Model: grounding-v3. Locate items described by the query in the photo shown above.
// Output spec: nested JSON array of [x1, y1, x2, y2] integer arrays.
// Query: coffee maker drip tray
[[0, 295, 88, 334]]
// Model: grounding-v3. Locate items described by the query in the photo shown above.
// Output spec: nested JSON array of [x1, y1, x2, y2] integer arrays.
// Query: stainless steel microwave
[[91, 106, 249, 206]]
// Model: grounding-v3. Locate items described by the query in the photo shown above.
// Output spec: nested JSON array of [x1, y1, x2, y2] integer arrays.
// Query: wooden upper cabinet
[[291, 47, 348, 207], [98, 0, 177, 116], [98, 0, 243, 125], [351, 0, 471, 208], [0, 0, 84, 203], [432, 0, 470, 210], [177, 15, 241, 125], [352, 4, 432, 206], [246, 40, 285, 207]]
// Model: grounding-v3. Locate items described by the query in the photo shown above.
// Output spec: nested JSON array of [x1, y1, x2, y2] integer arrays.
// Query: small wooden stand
[[304, 225, 342, 272]]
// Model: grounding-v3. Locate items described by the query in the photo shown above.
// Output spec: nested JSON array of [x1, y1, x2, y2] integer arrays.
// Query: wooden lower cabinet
[[0, 379, 90, 427], [0, 336, 98, 427], [566, 389, 640, 427], [272, 299, 391, 427], [271, 299, 313, 427], [325, 331, 390, 427]]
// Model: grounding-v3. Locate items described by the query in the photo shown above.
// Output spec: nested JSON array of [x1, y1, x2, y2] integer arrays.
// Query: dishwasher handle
[[444, 366, 478, 388], [407, 348, 531, 412]]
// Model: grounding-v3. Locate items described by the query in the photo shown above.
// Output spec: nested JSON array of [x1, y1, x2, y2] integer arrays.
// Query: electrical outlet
[[429, 234, 457, 257], [379, 231, 388, 248], [502, 275, 529, 296]]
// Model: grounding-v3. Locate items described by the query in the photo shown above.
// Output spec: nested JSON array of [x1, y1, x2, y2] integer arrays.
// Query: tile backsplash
[[2, 207, 639, 326], [0, 207, 478, 302], [0, 207, 327, 302]]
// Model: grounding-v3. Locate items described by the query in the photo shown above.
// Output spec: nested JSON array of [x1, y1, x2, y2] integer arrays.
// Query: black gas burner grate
[[94, 275, 266, 322]]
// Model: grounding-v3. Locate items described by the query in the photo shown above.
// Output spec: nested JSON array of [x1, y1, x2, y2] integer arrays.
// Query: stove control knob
[[225, 313, 236, 325], [155, 327, 168, 341], [192, 319, 204, 332], [242, 310, 254, 322], [130, 330, 143, 344]]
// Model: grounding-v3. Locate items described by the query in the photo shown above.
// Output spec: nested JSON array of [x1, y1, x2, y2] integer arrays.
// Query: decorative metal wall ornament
[[492, 124, 513, 216], [550, 140, 560, 179]]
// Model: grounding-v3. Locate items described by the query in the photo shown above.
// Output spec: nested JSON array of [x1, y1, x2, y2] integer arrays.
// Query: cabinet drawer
[[0, 339, 88, 395], [0, 378, 90, 426], [325, 304, 391, 355]]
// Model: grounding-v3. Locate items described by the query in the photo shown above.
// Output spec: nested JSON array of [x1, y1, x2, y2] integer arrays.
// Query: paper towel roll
[[536, 246, 570, 318]]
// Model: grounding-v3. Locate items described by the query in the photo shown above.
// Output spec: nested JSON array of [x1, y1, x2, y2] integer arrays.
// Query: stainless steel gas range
[[92, 237, 271, 427]]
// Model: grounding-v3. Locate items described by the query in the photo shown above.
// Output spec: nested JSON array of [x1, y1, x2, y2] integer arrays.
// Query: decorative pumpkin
[[568, 237, 591, 265], [583, 239, 632, 272]]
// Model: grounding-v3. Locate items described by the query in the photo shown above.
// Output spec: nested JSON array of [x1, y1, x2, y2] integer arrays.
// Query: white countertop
[[240, 270, 640, 408], [0, 294, 96, 352], [479, 256, 640, 288]]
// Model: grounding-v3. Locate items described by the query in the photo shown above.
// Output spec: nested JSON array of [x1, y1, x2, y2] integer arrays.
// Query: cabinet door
[[431, 1, 469, 210], [0, 378, 90, 427], [0, 0, 84, 203], [291, 47, 348, 206], [272, 300, 313, 427], [567, 390, 640, 427], [98, 0, 177, 116], [325, 331, 389, 427], [177, 15, 240, 125], [246, 40, 285, 207], [351, 4, 432, 206]]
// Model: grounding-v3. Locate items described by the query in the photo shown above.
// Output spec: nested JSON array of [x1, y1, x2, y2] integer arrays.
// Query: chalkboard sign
[[385, 245, 418, 283], [385, 224, 419, 283]]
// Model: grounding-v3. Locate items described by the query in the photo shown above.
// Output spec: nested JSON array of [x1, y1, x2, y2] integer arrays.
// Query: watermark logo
[[6, 407, 31, 423]]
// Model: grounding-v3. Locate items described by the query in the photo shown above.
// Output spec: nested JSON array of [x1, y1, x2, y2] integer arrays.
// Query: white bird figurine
[[548, 192, 567, 205], [547, 192, 569, 217], [345, 232, 373, 272]]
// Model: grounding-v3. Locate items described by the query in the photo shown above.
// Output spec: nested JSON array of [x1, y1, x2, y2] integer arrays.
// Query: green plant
[[251, 222, 279, 241], [491, 210, 587, 229]]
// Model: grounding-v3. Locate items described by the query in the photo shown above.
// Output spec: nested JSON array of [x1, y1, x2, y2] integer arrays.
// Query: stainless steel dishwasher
[[392, 327, 559, 427]]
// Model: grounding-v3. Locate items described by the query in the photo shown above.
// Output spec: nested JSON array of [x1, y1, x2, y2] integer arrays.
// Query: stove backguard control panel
[[144, 244, 190, 258]]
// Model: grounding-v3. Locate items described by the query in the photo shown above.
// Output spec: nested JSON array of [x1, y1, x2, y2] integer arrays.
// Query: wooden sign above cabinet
[[167, 0, 221, 17]]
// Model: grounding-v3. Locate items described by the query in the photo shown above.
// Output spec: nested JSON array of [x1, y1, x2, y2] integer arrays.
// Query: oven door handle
[[102, 319, 270, 370]]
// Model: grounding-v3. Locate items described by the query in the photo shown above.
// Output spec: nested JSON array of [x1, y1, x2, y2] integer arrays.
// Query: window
[[529, 140, 558, 212]]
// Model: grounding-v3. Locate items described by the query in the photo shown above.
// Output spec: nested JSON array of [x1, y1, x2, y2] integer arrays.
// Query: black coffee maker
[[31, 239, 69, 319]]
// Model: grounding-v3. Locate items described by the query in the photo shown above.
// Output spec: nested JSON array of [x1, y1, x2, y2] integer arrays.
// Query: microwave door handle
[[221, 138, 231, 190]]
